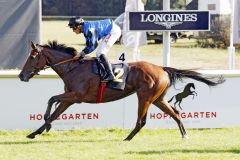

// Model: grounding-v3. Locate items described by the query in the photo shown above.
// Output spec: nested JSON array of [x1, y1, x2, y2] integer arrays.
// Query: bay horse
[[19, 41, 224, 140], [168, 83, 197, 110]]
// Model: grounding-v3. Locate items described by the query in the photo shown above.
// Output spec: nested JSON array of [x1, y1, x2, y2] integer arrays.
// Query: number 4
[[119, 53, 126, 62]]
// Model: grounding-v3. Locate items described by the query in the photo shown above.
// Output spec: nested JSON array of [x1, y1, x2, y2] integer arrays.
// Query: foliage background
[[42, 0, 186, 16]]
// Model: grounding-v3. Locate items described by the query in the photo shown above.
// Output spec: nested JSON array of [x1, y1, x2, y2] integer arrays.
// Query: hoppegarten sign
[[129, 11, 210, 31]]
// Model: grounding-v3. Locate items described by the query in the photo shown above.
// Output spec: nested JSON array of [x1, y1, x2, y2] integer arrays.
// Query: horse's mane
[[42, 40, 77, 56]]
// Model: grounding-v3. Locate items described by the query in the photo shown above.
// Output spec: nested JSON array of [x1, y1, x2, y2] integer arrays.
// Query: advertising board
[[129, 11, 210, 31], [0, 70, 239, 130]]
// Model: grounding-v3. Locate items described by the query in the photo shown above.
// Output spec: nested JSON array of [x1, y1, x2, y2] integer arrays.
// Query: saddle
[[92, 57, 129, 90]]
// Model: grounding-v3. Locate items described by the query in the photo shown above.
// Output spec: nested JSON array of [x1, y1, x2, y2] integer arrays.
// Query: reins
[[50, 57, 79, 67], [43, 57, 80, 70]]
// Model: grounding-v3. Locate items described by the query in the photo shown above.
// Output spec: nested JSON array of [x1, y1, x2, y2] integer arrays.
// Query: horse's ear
[[31, 41, 36, 49]]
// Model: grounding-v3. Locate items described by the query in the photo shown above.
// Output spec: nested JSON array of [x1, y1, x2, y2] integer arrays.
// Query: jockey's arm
[[75, 29, 98, 58]]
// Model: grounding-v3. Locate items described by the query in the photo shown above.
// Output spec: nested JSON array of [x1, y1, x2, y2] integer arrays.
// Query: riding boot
[[99, 54, 116, 81]]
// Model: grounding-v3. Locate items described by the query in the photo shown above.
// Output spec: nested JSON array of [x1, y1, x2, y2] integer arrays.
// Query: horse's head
[[19, 42, 47, 82], [189, 83, 195, 90]]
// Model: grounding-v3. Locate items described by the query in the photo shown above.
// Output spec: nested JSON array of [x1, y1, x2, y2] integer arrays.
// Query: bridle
[[31, 48, 79, 74]]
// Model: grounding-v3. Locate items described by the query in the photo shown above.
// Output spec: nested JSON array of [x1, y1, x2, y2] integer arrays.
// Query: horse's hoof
[[123, 138, 131, 141], [46, 123, 52, 132], [26, 134, 35, 139], [182, 135, 189, 140]]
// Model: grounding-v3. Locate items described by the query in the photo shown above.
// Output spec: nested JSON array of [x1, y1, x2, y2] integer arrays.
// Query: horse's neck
[[43, 48, 73, 77], [44, 48, 71, 63], [183, 85, 192, 92]]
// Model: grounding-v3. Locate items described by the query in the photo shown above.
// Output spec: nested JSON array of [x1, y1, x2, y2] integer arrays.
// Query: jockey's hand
[[80, 55, 85, 59], [74, 51, 85, 59]]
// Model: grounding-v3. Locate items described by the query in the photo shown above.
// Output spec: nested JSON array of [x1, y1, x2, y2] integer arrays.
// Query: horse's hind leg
[[124, 112, 148, 141], [124, 73, 171, 141], [178, 101, 183, 110], [174, 100, 178, 108], [124, 99, 151, 141], [153, 98, 188, 139]]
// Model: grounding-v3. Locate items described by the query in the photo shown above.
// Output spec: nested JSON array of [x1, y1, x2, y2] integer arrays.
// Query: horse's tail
[[163, 67, 225, 87], [168, 96, 174, 103]]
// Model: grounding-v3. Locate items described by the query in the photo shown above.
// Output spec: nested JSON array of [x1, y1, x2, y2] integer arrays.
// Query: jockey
[[68, 17, 121, 81]]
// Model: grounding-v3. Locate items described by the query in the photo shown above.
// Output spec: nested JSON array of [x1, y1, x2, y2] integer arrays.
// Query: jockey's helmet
[[68, 17, 84, 28]]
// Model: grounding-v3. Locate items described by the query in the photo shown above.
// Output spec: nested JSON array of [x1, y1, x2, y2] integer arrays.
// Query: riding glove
[[74, 51, 85, 58]]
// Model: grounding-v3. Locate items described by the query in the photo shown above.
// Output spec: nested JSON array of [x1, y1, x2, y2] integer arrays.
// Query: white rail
[[0, 69, 239, 77]]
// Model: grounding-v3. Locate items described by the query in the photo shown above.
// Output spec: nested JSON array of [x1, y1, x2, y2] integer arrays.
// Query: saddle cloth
[[92, 58, 129, 90]]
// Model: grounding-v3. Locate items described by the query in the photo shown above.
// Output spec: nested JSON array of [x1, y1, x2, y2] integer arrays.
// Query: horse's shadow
[[0, 139, 118, 145], [126, 148, 240, 155]]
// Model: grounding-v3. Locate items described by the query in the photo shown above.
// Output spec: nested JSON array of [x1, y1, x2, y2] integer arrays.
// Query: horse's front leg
[[193, 91, 197, 96], [27, 123, 46, 139], [44, 92, 81, 121], [191, 94, 195, 100], [44, 96, 59, 121], [27, 91, 82, 139], [27, 102, 74, 139]]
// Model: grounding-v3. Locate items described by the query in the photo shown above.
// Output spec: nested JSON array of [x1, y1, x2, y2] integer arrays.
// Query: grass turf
[[0, 128, 240, 160]]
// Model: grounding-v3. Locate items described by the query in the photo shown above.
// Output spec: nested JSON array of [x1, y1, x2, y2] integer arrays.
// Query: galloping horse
[[19, 41, 224, 140], [168, 83, 197, 110]]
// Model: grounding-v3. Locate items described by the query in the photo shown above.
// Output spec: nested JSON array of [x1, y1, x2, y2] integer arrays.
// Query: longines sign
[[129, 11, 210, 31]]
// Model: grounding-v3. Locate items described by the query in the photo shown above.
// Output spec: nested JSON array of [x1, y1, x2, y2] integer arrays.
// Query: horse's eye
[[30, 54, 37, 59], [30, 50, 38, 59]]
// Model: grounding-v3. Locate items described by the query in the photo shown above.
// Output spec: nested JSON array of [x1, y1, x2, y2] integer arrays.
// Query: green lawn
[[0, 128, 240, 160], [41, 20, 240, 70]]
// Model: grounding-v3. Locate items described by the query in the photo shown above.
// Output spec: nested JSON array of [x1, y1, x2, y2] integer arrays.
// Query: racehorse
[[19, 41, 224, 140], [168, 83, 197, 110]]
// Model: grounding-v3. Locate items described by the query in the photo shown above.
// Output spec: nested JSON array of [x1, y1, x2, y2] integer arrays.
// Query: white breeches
[[96, 23, 121, 57]]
